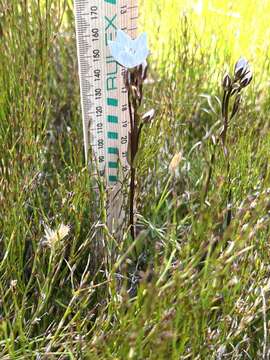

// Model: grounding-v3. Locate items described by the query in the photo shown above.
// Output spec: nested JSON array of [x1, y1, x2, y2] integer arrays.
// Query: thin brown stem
[[203, 152, 215, 203], [128, 88, 138, 240], [221, 90, 231, 152], [129, 166, 136, 239]]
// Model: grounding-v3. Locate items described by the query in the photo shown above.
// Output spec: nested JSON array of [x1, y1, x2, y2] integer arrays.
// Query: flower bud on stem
[[221, 58, 252, 227], [204, 58, 253, 217]]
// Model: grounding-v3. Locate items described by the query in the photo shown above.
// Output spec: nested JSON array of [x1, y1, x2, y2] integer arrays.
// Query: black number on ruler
[[121, 136, 127, 145], [93, 49, 100, 61], [97, 122, 103, 134], [99, 156, 105, 163], [98, 139, 104, 149], [95, 88, 102, 100], [122, 119, 128, 128], [96, 106, 102, 117], [94, 69, 101, 81], [91, 6, 98, 20], [92, 28, 99, 41]]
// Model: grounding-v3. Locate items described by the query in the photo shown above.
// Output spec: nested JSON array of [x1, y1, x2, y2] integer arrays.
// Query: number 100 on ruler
[[74, 0, 138, 184]]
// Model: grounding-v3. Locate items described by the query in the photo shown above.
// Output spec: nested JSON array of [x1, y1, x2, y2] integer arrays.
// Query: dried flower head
[[10, 280, 17, 291], [169, 152, 183, 174], [42, 223, 70, 249]]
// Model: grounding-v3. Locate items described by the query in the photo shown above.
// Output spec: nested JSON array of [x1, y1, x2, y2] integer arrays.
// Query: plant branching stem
[[221, 89, 233, 228], [128, 90, 138, 240]]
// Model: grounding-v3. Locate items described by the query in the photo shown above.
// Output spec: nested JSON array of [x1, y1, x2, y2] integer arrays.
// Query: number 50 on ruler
[[74, 0, 138, 187]]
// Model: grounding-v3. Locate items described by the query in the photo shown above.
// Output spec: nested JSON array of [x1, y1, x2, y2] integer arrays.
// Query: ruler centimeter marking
[[74, 0, 138, 186]]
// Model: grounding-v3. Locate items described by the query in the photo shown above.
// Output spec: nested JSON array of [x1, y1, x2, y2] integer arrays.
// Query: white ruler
[[74, 0, 138, 189]]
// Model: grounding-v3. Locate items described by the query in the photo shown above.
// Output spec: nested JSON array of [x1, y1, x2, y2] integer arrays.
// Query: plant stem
[[221, 89, 232, 229], [221, 90, 231, 154], [203, 152, 215, 203], [128, 87, 137, 240], [129, 166, 136, 239]]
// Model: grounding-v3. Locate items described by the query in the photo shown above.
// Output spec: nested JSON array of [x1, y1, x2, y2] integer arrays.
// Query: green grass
[[0, 0, 270, 358]]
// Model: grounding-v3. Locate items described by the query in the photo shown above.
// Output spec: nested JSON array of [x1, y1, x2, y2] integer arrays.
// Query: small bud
[[234, 57, 249, 80], [130, 85, 140, 100], [125, 70, 137, 89], [142, 109, 155, 124], [240, 70, 253, 88], [222, 73, 232, 91]]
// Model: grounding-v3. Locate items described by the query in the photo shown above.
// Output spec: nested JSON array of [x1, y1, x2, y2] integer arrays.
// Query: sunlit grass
[[141, 0, 270, 66]]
